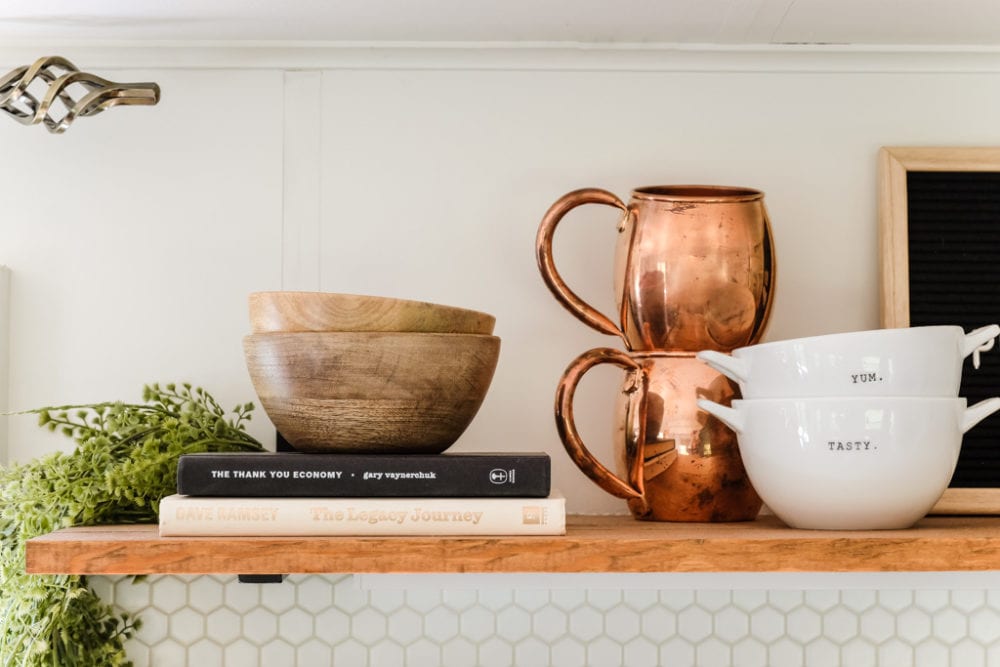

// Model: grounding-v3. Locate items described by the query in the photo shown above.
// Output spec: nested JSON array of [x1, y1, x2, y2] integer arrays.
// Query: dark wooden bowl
[[243, 331, 501, 453]]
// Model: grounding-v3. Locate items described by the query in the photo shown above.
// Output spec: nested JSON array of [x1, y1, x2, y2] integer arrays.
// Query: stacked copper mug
[[536, 186, 776, 521]]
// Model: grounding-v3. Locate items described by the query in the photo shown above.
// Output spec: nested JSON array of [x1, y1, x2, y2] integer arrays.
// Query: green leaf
[[1, 382, 263, 665]]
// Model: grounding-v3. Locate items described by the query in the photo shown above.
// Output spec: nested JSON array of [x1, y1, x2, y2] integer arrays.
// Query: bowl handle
[[962, 397, 1000, 433], [963, 324, 1000, 369], [696, 350, 749, 384], [696, 399, 745, 433]]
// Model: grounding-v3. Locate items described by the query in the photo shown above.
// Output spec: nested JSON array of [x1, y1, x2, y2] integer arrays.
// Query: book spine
[[158, 494, 566, 536], [176, 455, 550, 497]]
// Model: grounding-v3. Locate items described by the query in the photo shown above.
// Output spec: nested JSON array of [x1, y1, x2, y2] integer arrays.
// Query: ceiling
[[0, 0, 999, 46]]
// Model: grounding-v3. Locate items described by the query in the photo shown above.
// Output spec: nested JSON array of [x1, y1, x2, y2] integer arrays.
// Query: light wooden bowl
[[249, 291, 496, 335], [243, 331, 501, 453]]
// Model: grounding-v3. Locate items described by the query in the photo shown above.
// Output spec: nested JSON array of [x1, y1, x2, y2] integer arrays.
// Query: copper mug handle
[[536, 188, 629, 343], [555, 347, 650, 510]]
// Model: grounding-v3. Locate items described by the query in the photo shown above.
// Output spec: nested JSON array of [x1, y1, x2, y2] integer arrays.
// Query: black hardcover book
[[176, 452, 551, 497]]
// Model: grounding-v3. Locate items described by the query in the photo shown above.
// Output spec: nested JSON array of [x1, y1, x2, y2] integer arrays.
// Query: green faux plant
[[0, 383, 264, 666]]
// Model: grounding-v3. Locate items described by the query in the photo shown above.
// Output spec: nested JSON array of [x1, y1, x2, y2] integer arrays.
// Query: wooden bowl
[[249, 291, 496, 335], [243, 331, 501, 453]]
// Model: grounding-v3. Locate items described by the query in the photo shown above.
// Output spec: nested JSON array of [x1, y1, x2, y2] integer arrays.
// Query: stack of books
[[158, 450, 564, 536]]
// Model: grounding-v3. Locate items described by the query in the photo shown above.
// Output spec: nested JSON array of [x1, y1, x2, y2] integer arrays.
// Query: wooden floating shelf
[[24, 514, 1000, 575]]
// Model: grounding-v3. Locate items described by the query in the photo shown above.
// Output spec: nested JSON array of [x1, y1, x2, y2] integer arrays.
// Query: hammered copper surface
[[556, 349, 761, 522], [536, 185, 775, 352]]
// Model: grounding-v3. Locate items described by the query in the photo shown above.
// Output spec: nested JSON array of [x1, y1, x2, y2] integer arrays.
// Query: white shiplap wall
[[3, 44, 1000, 666], [5, 43, 1000, 514]]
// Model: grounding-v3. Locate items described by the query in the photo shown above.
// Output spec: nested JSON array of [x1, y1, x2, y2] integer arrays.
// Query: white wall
[[2, 67, 284, 459], [4, 45, 1000, 667], [316, 62, 1000, 512], [6, 48, 1000, 510]]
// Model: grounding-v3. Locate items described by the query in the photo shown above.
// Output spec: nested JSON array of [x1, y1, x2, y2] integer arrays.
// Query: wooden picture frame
[[879, 146, 1000, 514]]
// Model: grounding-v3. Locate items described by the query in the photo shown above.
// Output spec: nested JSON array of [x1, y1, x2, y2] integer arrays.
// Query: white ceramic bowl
[[697, 325, 999, 398], [697, 396, 1000, 530]]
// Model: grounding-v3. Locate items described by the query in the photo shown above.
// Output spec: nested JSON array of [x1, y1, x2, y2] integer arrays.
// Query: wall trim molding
[[281, 71, 323, 292], [0, 266, 8, 465], [3, 42, 1000, 73]]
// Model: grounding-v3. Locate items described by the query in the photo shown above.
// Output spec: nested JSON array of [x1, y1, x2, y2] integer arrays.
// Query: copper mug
[[555, 348, 761, 522], [536, 185, 776, 352]]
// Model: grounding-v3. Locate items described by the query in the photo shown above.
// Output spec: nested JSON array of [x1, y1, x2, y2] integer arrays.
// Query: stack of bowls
[[243, 291, 501, 454], [695, 324, 1000, 530]]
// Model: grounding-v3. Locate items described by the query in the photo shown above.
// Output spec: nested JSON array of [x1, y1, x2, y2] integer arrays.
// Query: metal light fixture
[[0, 56, 159, 134]]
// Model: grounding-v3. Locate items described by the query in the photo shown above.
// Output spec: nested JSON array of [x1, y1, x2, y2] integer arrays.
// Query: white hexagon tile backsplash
[[87, 575, 1000, 666]]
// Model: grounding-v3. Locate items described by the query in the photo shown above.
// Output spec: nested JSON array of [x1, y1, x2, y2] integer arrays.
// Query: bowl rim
[[243, 331, 500, 341], [726, 325, 965, 355], [249, 290, 496, 318], [731, 396, 966, 406]]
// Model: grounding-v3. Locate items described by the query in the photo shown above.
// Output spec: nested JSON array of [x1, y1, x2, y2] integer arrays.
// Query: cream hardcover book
[[158, 492, 566, 536]]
